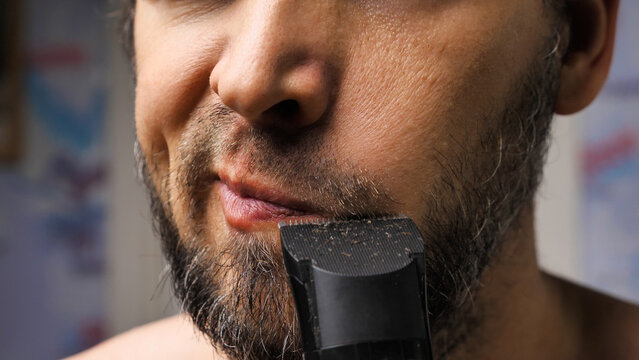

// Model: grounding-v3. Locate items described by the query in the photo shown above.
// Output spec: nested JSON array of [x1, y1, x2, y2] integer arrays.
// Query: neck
[[446, 204, 582, 360]]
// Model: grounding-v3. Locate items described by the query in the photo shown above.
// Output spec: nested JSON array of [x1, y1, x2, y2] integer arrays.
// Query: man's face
[[134, 1, 563, 358]]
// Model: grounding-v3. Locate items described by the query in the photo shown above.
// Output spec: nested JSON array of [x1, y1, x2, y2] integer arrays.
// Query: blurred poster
[[580, 1, 639, 303], [0, 0, 108, 359]]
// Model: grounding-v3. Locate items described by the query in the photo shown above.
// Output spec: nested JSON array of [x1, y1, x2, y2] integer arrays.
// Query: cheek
[[134, 3, 225, 174], [135, 45, 215, 159], [328, 1, 544, 215]]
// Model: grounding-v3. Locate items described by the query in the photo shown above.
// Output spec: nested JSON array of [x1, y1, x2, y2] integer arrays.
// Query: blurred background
[[0, 0, 637, 358]]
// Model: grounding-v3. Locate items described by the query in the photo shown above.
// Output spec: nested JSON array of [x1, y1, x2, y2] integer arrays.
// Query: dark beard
[[137, 30, 564, 360]]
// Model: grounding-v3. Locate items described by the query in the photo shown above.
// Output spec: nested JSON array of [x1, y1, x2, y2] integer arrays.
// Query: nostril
[[258, 99, 312, 132], [266, 99, 300, 119]]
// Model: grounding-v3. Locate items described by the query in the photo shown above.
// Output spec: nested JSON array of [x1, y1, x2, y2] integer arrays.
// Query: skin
[[71, 0, 639, 358]]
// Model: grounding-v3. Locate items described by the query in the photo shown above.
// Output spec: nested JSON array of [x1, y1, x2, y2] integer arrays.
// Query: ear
[[555, 0, 620, 115]]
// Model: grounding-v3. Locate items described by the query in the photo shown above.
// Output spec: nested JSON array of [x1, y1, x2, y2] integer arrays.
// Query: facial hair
[[137, 28, 564, 360]]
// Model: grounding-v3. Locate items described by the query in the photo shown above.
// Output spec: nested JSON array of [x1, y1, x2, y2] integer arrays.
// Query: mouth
[[216, 175, 325, 231]]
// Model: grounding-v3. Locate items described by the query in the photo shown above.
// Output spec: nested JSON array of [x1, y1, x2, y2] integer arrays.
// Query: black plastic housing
[[279, 216, 433, 360]]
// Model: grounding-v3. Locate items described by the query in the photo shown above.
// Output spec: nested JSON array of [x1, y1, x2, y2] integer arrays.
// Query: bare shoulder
[[66, 314, 219, 360], [586, 290, 639, 359], [569, 281, 639, 359]]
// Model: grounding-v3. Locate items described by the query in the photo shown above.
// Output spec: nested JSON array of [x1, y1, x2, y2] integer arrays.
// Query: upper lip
[[217, 171, 320, 215]]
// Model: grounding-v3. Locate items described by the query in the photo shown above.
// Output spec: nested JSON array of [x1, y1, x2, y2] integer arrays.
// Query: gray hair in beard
[[135, 29, 565, 360]]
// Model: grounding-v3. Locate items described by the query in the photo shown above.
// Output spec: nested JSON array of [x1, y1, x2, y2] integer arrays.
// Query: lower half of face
[[134, 1, 564, 359]]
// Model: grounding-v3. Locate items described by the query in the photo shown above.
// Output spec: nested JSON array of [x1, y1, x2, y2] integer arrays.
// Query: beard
[[136, 28, 564, 360]]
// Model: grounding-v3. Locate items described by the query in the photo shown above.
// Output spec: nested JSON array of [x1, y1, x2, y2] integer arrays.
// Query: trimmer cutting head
[[279, 216, 433, 360]]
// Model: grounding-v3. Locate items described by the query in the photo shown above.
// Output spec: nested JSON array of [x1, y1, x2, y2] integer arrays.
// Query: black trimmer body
[[279, 216, 434, 360]]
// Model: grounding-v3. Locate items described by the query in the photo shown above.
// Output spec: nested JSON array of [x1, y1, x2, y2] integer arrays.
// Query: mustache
[[174, 103, 398, 221]]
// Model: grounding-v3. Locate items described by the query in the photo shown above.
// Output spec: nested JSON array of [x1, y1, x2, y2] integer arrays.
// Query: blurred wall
[[536, 116, 583, 282]]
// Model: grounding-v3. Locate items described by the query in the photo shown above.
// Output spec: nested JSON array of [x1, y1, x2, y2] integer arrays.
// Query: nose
[[210, 1, 335, 133]]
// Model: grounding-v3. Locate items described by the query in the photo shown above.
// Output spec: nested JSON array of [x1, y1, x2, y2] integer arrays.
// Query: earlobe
[[554, 0, 620, 115]]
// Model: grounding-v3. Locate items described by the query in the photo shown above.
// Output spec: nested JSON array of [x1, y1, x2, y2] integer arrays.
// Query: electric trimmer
[[279, 216, 434, 360]]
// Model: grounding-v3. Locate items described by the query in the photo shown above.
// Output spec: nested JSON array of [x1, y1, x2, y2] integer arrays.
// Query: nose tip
[[210, 50, 332, 133]]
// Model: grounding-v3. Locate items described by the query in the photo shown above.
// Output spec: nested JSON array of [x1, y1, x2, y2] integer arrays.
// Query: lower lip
[[217, 182, 319, 230]]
